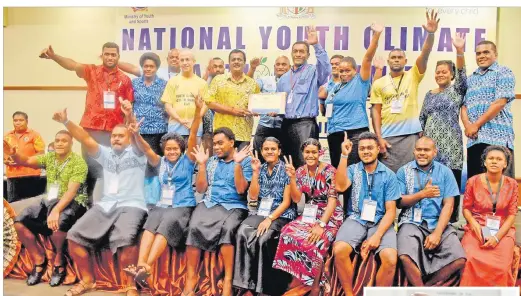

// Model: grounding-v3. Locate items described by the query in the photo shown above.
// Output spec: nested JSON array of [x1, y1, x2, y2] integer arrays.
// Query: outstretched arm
[[360, 23, 383, 81], [118, 61, 142, 77], [52, 108, 99, 157], [40, 45, 86, 78], [416, 10, 440, 74]]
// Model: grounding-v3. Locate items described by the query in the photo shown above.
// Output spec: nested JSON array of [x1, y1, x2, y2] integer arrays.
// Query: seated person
[[6, 130, 87, 287], [233, 137, 297, 296], [396, 136, 466, 286], [122, 94, 203, 287], [460, 146, 518, 286], [183, 127, 253, 296], [272, 139, 344, 296], [333, 132, 399, 296], [52, 103, 153, 296]]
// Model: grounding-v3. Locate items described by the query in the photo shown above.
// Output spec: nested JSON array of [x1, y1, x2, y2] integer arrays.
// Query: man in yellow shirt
[[370, 10, 440, 172], [161, 49, 208, 142], [205, 49, 260, 149]]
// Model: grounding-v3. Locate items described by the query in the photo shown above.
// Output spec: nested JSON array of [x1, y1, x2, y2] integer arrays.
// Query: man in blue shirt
[[277, 26, 331, 168], [396, 136, 466, 286], [333, 132, 399, 296], [184, 127, 252, 296], [318, 54, 344, 116]]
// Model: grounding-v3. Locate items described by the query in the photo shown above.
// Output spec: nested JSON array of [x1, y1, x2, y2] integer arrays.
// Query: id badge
[[103, 91, 116, 109], [361, 199, 377, 222], [47, 183, 60, 201], [302, 203, 318, 223], [257, 197, 274, 217], [390, 97, 404, 114], [325, 103, 333, 118], [287, 91, 294, 104], [159, 185, 175, 207], [413, 207, 422, 223], [108, 178, 119, 195], [486, 215, 501, 235]]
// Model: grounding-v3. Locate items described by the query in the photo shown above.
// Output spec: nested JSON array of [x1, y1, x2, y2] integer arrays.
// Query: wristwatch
[[268, 214, 274, 221], [318, 221, 326, 228]]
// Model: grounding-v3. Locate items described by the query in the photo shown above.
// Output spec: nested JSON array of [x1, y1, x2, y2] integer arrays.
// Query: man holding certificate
[[276, 26, 331, 168]]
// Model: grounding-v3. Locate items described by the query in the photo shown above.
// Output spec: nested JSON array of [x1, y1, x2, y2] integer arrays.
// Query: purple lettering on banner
[[170, 28, 176, 50], [400, 27, 407, 50], [455, 28, 470, 51], [413, 27, 427, 51], [193, 64, 201, 77], [384, 27, 395, 51], [316, 26, 329, 48], [244, 64, 250, 74], [296, 26, 307, 42], [438, 27, 452, 52], [363, 26, 371, 49], [200, 27, 213, 50], [225, 64, 230, 71], [217, 27, 231, 50], [122, 29, 134, 51], [259, 26, 272, 49], [236, 27, 246, 49], [138, 28, 151, 50], [334, 26, 349, 50], [181, 27, 195, 49], [154, 28, 166, 51], [277, 26, 291, 50], [474, 28, 486, 51]]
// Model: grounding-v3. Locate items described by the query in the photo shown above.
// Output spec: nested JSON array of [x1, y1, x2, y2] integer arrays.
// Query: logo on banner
[[124, 7, 154, 24], [131, 7, 148, 12], [277, 7, 315, 19]]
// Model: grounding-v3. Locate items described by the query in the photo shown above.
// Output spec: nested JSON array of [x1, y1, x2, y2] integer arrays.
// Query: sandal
[[134, 266, 151, 288], [27, 257, 48, 286], [64, 281, 96, 296]]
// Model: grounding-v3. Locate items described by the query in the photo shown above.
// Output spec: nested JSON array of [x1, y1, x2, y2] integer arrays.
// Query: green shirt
[[36, 152, 88, 207]]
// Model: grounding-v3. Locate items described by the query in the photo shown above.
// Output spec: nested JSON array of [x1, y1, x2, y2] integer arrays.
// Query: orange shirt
[[4, 129, 45, 178]]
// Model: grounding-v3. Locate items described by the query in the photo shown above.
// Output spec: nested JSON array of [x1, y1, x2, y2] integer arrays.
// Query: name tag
[[103, 91, 116, 109], [258, 197, 274, 217], [302, 203, 318, 223], [390, 96, 405, 114], [361, 199, 377, 222], [486, 215, 501, 236], [287, 91, 294, 104], [325, 103, 333, 118], [158, 185, 175, 208], [413, 207, 422, 223], [108, 178, 119, 195], [47, 183, 60, 201]]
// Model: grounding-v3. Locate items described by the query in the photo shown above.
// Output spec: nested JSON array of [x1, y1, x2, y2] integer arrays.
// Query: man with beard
[[203, 57, 226, 84], [277, 26, 331, 168], [370, 10, 440, 172], [119, 48, 181, 80], [6, 130, 87, 287], [318, 54, 344, 116], [205, 49, 260, 149], [248, 55, 291, 162], [396, 136, 466, 286], [333, 132, 400, 296], [39, 42, 134, 200], [52, 106, 150, 296]]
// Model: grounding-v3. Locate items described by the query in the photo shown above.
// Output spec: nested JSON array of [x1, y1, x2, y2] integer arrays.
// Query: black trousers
[[326, 127, 369, 169], [280, 118, 319, 168], [467, 143, 515, 179], [253, 125, 282, 163]]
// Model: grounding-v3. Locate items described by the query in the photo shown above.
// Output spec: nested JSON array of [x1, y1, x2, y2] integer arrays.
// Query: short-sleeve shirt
[[92, 145, 147, 211], [396, 160, 460, 230], [463, 62, 516, 149], [203, 155, 253, 210], [80, 65, 134, 132], [36, 152, 88, 207], [158, 154, 196, 208], [326, 73, 371, 133], [346, 161, 400, 225], [257, 75, 283, 129], [132, 76, 168, 134], [4, 129, 45, 178], [205, 73, 260, 141], [160, 75, 208, 136], [370, 64, 424, 138], [295, 163, 338, 204], [258, 161, 296, 220]]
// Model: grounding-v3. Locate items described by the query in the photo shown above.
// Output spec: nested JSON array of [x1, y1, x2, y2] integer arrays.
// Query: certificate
[[248, 92, 286, 115]]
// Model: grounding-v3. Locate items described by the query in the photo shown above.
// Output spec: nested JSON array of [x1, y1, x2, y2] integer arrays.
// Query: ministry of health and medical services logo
[[131, 7, 148, 12], [277, 7, 315, 19]]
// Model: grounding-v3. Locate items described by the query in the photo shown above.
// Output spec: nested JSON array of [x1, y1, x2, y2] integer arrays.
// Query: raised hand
[[250, 150, 261, 173], [119, 97, 133, 117], [234, 143, 253, 163], [305, 26, 318, 45], [370, 22, 384, 33], [128, 117, 144, 135], [373, 56, 385, 70], [341, 132, 353, 157], [423, 9, 440, 33], [452, 32, 466, 50], [192, 92, 205, 111], [250, 57, 262, 70], [52, 108, 68, 124], [283, 155, 296, 178], [39, 45, 55, 59], [190, 143, 209, 165]]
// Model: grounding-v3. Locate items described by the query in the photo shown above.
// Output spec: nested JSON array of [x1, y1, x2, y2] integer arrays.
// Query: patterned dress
[[272, 163, 344, 287], [419, 67, 467, 170]]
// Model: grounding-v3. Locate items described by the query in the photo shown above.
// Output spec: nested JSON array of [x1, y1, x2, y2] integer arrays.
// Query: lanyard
[[306, 164, 320, 198], [289, 65, 309, 92], [330, 82, 348, 101], [54, 157, 71, 183], [485, 175, 503, 215], [414, 165, 434, 208], [165, 158, 181, 186], [389, 74, 404, 94], [365, 170, 375, 200]]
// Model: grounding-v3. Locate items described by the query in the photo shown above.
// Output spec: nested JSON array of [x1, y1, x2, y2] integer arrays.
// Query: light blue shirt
[[93, 145, 147, 212], [326, 73, 370, 133], [203, 156, 253, 210], [159, 154, 196, 208], [277, 44, 331, 119], [319, 78, 338, 105], [257, 75, 283, 129], [396, 160, 460, 230], [346, 161, 400, 225]]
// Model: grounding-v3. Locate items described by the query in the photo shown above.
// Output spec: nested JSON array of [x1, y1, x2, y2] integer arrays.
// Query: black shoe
[[49, 265, 66, 287], [26, 258, 48, 286]]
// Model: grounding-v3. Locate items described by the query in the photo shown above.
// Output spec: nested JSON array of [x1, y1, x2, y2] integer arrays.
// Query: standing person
[[419, 33, 468, 223], [39, 43, 134, 200], [318, 55, 344, 116], [201, 57, 226, 155], [119, 48, 181, 80], [203, 57, 226, 84], [277, 26, 331, 168], [461, 40, 516, 179], [132, 52, 168, 207], [4, 111, 45, 202], [370, 10, 440, 172], [326, 22, 383, 169]]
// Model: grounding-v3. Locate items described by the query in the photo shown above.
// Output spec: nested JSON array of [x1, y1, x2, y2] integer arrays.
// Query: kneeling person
[[7, 130, 88, 287], [396, 137, 466, 286]]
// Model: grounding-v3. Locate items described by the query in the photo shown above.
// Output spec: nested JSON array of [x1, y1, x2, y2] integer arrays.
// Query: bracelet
[[493, 235, 499, 243], [340, 154, 349, 159], [456, 54, 464, 57], [428, 32, 435, 35], [63, 119, 70, 125]]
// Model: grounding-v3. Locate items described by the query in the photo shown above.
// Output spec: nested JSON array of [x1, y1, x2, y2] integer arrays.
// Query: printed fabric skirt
[[272, 200, 344, 286]]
